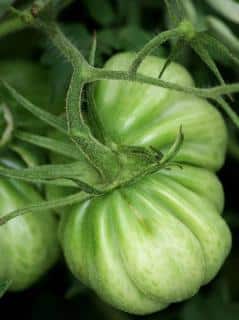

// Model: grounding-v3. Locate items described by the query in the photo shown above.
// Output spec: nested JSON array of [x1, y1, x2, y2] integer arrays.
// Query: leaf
[[0, 280, 11, 298], [190, 37, 226, 87], [180, 0, 198, 25], [206, 16, 239, 57], [164, 0, 182, 26], [164, 0, 184, 27], [0, 161, 86, 185], [10, 141, 47, 167], [15, 131, 82, 160], [0, 0, 15, 18], [82, 0, 115, 26], [199, 32, 239, 68], [205, 0, 239, 24]]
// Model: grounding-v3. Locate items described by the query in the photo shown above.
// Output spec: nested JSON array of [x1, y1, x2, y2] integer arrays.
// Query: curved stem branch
[[66, 70, 90, 136], [66, 68, 120, 180], [128, 28, 180, 75]]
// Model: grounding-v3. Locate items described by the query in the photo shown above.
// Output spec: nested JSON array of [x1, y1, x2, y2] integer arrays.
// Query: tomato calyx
[[110, 126, 183, 190]]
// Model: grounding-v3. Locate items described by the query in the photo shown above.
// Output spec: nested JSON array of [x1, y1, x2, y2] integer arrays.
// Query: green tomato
[[0, 172, 59, 291], [60, 165, 231, 314], [60, 53, 230, 314], [94, 52, 227, 172]]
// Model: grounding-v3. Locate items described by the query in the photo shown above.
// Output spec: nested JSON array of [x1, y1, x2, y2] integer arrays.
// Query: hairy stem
[[66, 69, 90, 136], [37, 20, 88, 69], [129, 28, 180, 75], [0, 0, 58, 39], [91, 68, 239, 99], [0, 17, 26, 38]]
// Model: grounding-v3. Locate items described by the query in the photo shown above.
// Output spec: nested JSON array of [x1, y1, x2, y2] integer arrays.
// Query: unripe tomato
[[60, 53, 231, 314], [0, 159, 59, 291], [94, 52, 227, 172]]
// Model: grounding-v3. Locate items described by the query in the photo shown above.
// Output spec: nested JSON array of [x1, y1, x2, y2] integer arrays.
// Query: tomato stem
[[0, 17, 27, 39], [128, 28, 180, 76], [91, 68, 239, 99]]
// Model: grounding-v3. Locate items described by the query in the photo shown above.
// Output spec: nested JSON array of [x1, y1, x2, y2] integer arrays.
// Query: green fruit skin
[[60, 53, 231, 314], [0, 178, 60, 291], [94, 52, 227, 172], [60, 165, 231, 315]]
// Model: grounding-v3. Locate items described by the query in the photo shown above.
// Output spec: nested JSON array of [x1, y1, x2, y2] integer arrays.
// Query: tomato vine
[[0, 0, 238, 225]]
